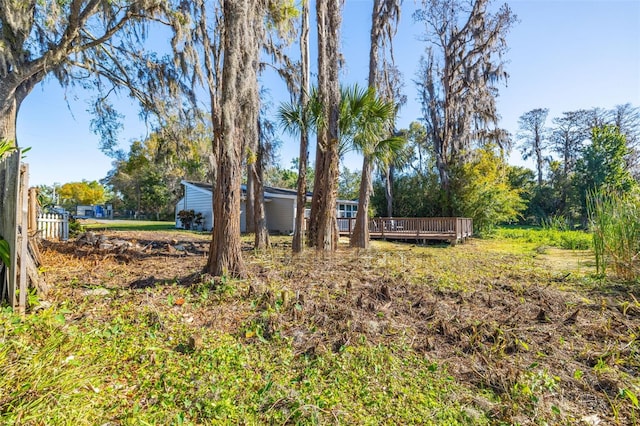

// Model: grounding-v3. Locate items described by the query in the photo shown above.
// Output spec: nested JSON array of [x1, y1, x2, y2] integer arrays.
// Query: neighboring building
[[74, 204, 113, 219], [175, 180, 358, 234]]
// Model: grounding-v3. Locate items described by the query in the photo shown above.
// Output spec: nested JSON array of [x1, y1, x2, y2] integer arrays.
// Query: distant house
[[74, 204, 113, 219], [175, 180, 358, 234]]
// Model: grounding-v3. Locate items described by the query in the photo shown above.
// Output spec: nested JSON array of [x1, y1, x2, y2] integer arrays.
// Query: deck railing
[[336, 217, 473, 242]]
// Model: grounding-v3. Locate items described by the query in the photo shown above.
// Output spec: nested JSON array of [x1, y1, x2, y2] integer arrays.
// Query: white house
[[74, 204, 113, 219], [174, 180, 358, 234]]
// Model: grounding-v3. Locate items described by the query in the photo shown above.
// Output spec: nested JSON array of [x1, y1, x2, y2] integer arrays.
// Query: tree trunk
[[246, 162, 256, 233], [350, 155, 373, 248], [292, 0, 311, 254], [1, 74, 43, 146], [310, 0, 342, 251], [535, 144, 543, 186], [206, 0, 262, 278], [0, 97, 18, 145], [253, 122, 269, 249], [384, 164, 394, 216], [207, 150, 245, 276], [368, 0, 381, 90]]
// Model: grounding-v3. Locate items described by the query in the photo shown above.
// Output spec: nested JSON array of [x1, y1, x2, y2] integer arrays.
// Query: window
[[337, 203, 358, 218]]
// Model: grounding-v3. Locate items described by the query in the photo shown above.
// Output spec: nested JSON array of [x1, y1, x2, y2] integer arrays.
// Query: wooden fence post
[[0, 150, 21, 308], [18, 164, 29, 314]]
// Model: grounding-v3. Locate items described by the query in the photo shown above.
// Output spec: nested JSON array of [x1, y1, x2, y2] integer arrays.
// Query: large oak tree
[[0, 0, 177, 148], [415, 0, 516, 214]]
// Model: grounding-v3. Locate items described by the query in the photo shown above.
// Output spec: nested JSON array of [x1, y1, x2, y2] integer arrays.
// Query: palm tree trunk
[[350, 155, 373, 248], [384, 164, 394, 216]]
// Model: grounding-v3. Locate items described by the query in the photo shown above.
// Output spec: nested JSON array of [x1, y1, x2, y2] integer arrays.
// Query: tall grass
[[494, 226, 592, 250], [588, 190, 640, 280]]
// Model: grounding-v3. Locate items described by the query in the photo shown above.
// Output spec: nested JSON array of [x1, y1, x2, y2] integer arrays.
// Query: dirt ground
[[40, 231, 640, 424]]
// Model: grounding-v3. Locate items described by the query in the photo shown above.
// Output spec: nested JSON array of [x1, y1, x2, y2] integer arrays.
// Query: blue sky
[[17, 0, 640, 186]]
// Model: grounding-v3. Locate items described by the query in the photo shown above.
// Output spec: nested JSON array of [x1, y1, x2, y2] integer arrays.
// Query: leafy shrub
[[178, 210, 195, 230], [453, 145, 525, 234], [68, 216, 84, 237]]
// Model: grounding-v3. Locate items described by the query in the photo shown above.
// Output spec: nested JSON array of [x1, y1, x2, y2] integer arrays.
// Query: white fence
[[37, 213, 69, 241]]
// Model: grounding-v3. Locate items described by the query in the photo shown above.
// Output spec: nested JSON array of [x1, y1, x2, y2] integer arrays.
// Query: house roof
[[181, 180, 300, 197], [181, 180, 357, 204]]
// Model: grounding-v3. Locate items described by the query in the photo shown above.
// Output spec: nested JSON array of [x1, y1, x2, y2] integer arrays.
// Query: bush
[[68, 216, 84, 237], [177, 210, 195, 230]]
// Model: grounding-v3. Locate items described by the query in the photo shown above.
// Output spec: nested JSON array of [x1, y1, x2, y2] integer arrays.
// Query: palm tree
[[279, 85, 403, 249], [278, 88, 319, 252], [343, 86, 404, 249]]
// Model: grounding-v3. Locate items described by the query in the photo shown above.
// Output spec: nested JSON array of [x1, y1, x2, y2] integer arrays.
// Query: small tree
[[453, 145, 525, 234], [344, 86, 403, 249], [574, 125, 636, 224], [58, 181, 107, 210]]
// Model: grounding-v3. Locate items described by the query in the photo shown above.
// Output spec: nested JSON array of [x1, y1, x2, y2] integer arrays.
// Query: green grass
[[81, 220, 179, 232], [493, 225, 592, 251], [0, 304, 483, 425]]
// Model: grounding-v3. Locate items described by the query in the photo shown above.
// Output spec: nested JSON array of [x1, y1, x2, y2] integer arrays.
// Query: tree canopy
[[58, 180, 107, 209]]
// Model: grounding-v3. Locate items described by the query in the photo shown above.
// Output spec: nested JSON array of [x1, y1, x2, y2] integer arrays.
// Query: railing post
[[454, 218, 460, 242]]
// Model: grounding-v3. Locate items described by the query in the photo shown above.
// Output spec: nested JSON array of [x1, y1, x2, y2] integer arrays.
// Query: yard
[[1, 228, 639, 425]]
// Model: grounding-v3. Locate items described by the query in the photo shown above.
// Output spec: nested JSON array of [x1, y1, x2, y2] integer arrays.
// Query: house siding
[[175, 185, 212, 230], [175, 181, 352, 236], [240, 201, 247, 233], [265, 197, 295, 234]]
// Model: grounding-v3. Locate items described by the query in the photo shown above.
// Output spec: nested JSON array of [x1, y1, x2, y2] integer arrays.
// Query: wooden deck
[[337, 217, 473, 244]]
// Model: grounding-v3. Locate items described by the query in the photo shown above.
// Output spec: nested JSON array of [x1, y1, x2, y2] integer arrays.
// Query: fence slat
[[37, 213, 69, 241]]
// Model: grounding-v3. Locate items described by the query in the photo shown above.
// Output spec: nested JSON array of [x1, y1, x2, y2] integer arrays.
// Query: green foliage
[[0, 139, 30, 159], [57, 180, 107, 209], [372, 173, 442, 217], [495, 226, 592, 250], [452, 146, 525, 234], [588, 189, 640, 280], [35, 184, 59, 211], [68, 216, 84, 237], [177, 210, 196, 230], [0, 139, 16, 157], [338, 166, 360, 200], [264, 160, 314, 190], [575, 125, 636, 223], [0, 305, 485, 424], [0, 239, 10, 267], [104, 119, 213, 219]]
